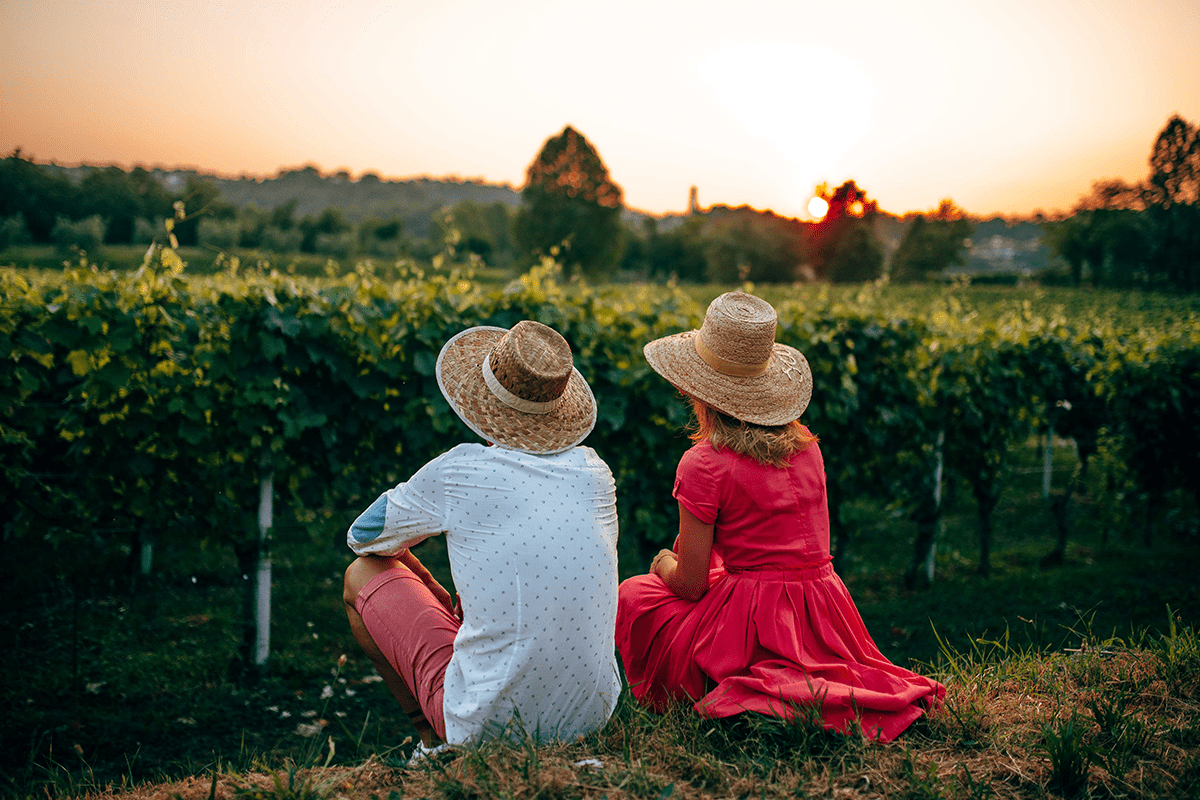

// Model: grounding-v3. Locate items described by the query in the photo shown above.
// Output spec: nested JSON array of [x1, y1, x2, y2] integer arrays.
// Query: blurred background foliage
[[3, 114, 1197, 292]]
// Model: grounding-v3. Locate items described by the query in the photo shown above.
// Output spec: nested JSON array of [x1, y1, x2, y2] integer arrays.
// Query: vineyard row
[[2, 260, 1198, 589]]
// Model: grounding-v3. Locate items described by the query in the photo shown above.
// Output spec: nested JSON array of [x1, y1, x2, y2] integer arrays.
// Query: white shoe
[[407, 740, 451, 766]]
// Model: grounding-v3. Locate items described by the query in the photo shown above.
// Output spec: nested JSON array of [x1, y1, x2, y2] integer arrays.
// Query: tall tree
[[1144, 115, 1200, 292], [1147, 114, 1200, 208], [513, 126, 625, 277], [808, 180, 884, 283]]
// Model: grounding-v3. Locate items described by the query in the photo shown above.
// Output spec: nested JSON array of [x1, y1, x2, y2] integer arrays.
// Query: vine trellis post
[[254, 472, 274, 667], [923, 426, 945, 585], [1041, 406, 1059, 499], [905, 425, 945, 589]]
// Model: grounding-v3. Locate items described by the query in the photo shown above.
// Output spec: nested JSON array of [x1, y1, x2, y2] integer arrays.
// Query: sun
[[807, 196, 829, 220]]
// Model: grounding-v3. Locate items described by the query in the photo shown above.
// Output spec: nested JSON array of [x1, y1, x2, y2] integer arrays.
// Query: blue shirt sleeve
[[347, 492, 389, 546]]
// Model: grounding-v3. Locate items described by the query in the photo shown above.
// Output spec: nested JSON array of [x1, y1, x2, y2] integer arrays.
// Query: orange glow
[[0, 0, 1196, 218]]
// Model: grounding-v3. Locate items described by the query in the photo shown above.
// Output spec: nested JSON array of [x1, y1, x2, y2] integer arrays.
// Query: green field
[[2, 262, 1198, 799]]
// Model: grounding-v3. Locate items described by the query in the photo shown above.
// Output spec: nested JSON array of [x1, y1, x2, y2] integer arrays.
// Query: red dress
[[615, 434, 944, 741]]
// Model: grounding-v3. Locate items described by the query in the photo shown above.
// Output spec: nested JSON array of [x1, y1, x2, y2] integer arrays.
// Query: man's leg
[[343, 556, 441, 746]]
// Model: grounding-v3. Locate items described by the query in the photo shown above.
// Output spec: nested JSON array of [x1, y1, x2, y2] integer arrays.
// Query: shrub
[[51, 214, 106, 254], [0, 213, 32, 250]]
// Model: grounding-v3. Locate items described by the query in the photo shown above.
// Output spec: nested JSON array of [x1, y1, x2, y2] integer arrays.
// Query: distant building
[[689, 186, 699, 215]]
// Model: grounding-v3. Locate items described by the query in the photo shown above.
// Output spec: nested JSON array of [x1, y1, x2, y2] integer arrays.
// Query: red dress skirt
[[616, 437, 943, 742]]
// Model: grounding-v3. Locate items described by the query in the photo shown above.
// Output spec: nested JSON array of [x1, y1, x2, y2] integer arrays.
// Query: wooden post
[[924, 427, 945, 584], [1042, 407, 1059, 499], [1042, 429, 1054, 498], [140, 539, 153, 576], [905, 425, 945, 589], [254, 474, 273, 667]]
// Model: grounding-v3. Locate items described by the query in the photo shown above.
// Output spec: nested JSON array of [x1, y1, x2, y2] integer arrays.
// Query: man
[[342, 320, 620, 754]]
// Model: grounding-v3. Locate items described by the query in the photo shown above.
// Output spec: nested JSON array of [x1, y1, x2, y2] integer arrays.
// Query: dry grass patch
[[57, 623, 1200, 800]]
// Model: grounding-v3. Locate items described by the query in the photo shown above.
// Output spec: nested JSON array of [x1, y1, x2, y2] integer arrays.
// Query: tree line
[[3, 115, 1197, 291], [1041, 114, 1200, 293]]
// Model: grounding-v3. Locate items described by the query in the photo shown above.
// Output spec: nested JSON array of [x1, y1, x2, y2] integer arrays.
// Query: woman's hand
[[649, 549, 677, 576], [652, 504, 714, 602]]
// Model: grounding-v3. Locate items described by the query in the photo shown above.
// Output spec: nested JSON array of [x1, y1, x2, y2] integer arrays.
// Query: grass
[[3, 432, 1197, 799], [39, 620, 1200, 800]]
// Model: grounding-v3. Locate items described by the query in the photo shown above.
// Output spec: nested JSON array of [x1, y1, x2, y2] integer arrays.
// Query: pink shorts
[[354, 569, 459, 740]]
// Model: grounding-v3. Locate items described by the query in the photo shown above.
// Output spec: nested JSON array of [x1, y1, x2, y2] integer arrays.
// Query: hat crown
[[699, 292, 778, 367], [488, 321, 572, 404]]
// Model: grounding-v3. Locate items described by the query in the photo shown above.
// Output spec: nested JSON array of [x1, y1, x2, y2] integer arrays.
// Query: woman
[[616, 292, 943, 741]]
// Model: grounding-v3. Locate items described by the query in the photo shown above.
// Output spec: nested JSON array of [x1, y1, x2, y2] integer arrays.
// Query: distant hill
[[39, 163, 1051, 275], [47, 163, 658, 240], [45, 163, 524, 240]]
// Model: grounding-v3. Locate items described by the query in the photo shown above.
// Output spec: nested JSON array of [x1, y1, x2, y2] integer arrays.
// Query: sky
[[2, 0, 1198, 220]]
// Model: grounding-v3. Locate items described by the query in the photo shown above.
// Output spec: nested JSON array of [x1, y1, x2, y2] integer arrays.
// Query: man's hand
[[398, 549, 455, 613]]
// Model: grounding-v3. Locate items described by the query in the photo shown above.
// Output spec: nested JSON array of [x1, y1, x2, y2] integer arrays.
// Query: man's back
[[374, 443, 620, 742]]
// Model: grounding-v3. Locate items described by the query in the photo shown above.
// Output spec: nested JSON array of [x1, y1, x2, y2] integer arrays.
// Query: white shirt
[[347, 443, 621, 744]]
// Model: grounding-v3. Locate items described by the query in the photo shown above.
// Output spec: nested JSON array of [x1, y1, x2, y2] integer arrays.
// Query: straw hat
[[435, 320, 597, 455], [643, 292, 812, 426]]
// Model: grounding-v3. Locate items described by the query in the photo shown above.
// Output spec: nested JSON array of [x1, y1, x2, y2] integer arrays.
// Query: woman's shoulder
[[680, 439, 718, 464], [679, 439, 739, 477]]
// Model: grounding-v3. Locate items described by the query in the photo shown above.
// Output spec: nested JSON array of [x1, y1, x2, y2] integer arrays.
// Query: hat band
[[694, 335, 769, 378], [482, 354, 559, 415]]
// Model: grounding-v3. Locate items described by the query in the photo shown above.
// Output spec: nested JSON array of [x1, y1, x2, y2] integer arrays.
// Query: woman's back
[[675, 430, 830, 569]]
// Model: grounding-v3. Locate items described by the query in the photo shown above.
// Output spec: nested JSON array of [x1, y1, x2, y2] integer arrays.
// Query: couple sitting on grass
[[342, 292, 944, 758]]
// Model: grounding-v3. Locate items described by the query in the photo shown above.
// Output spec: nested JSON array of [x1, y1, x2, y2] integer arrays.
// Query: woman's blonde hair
[[687, 397, 817, 468]]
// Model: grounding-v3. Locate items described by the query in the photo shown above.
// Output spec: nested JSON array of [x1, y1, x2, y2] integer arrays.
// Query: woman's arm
[[650, 502, 714, 602]]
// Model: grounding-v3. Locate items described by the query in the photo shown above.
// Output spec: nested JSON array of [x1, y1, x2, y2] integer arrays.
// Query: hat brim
[[436, 326, 597, 455], [643, 331, 812, 426]]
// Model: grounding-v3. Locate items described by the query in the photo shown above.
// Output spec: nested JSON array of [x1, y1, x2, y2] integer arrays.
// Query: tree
[[1041, 214, 1093, 286], [703, 207, 804, 283], [440, 200, 513, 265], [1044, 180, 1150, 287], [79, 166, 147, 244], [890, 200, 974, 283], [828, 223, 885, 283], [513, 126, 625, 278], [299, 207, 350, 253], [172, 176, 235, 246], [648, 216, 708, 282], [358, 215, 406, 258], [1144, 115, 1200, 292], [0, 150, 79, 241], [807, 180, 884, 283], [1147, 115, 1200, 208]]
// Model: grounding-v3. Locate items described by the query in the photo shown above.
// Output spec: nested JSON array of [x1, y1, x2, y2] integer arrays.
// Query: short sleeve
[[345, 449, 453, 555], [672, 444, 720, 525]]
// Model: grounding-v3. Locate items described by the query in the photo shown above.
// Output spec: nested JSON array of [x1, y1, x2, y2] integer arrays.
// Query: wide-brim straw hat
[[643, 291, 812, 426], [436, 320, 597, 455]]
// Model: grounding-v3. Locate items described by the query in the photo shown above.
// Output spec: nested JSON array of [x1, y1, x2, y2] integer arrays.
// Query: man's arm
[[347, 492, 457, 615], [397, 548, 456, 615]]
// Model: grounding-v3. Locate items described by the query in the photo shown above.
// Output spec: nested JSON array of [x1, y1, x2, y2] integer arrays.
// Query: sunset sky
[[2, 0, 1198, 220]]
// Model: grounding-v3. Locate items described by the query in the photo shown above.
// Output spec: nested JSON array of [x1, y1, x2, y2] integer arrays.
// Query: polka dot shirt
[[347, 443, 621, 743]]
